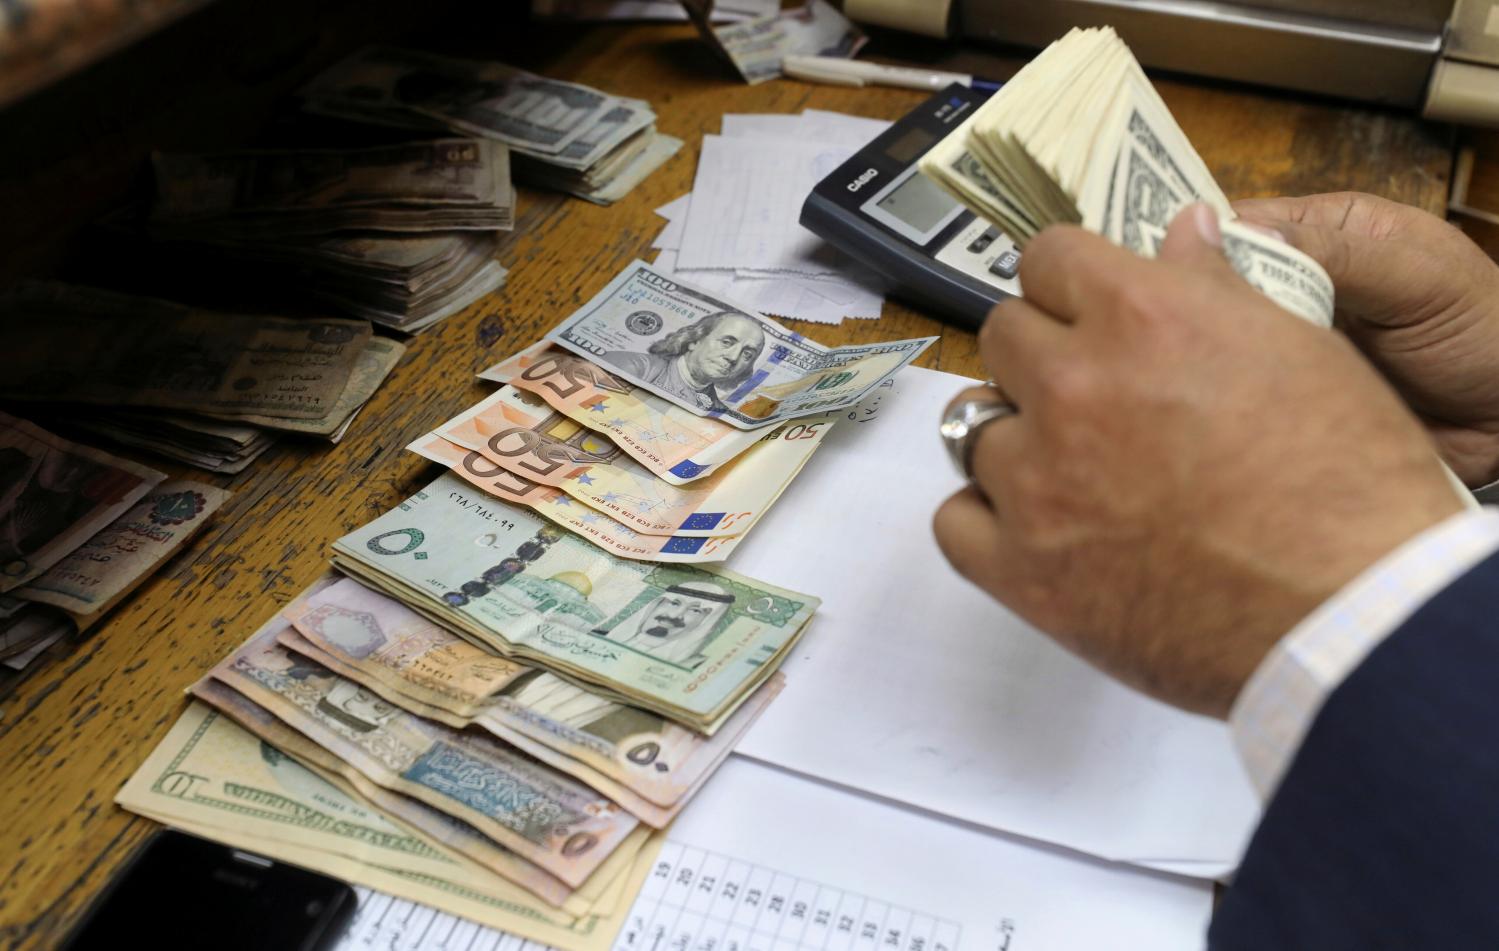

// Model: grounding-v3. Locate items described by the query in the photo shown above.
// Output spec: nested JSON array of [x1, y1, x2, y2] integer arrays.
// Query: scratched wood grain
[[0, 19, 1451, 948]]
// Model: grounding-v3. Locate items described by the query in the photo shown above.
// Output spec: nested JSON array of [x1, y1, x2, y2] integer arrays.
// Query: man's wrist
[[1229, 507, 1499, 799]]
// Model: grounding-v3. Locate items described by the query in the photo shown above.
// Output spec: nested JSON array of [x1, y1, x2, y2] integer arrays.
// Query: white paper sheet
[[732, 365, 1261, 872], [333, 759, 1214, 951], [677, 135, 855, 274], [722, 110, 891, 147], [653, 250, 881, 325], [651, 194, 690, 250]]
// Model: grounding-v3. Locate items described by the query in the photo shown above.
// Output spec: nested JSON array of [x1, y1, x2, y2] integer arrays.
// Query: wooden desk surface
[[0, 21, 1453, 948]]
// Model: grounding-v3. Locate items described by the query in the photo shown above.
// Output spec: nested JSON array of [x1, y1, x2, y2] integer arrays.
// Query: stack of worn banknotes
[[120, 258, 937, 948], [0, 412, 228, 674], [300, 47, 683, 208], [0, 282, 403, 470], [135, 138, 514, 334]]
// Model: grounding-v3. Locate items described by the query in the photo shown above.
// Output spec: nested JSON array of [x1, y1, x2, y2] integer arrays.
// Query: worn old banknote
[[15, 479, 227, 624], [117, 701, 662, 947], [299, 48, 614, 158], [206, 621, 640, 888], [280, 577, 786, 812], [0, 283, 372, 419], [0, 412, 165, 593]]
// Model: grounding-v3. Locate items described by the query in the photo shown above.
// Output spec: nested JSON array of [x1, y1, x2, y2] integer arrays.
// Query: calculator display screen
[[884, 127, 935, 164], [872, 170, 959, 235]]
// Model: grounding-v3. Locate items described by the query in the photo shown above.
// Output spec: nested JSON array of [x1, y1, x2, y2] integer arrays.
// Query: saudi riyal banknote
[[331, 471, 817, 731], [408, 435, 746, 562], [0, 412, 164, 593], [280, 578, 785, 815], [15, 479, 227, 625], [206, 619, 640, 888], [433, 385, 832, 536], [117, 700, 660, 943], [480, 343, 766, 483], [545, 260, 935, 428]]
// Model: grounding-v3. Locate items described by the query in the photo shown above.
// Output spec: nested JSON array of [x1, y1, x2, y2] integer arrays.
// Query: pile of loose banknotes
[[0, 283, 402, 471], [680, 0, 866, 85], [0, 412, 228, 674], [112, 46, 679, 336], [0, 48, 680, 474], [120, 257, 936, 948]]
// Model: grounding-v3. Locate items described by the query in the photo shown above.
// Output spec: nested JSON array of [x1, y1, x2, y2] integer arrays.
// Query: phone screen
[[62, 830, 356, 950]]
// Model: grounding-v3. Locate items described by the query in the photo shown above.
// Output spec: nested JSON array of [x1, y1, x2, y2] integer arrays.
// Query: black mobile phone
[[60, 829, 357, 950]]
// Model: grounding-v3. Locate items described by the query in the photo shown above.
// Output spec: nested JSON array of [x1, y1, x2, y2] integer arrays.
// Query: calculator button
[[989, 248, 1021, 279], [966, 226, 1001, 254]]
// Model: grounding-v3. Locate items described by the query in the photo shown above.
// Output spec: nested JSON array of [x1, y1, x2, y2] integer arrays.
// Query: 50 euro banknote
[[408, 435, 746, 562], [432, 384, 832, 536], [479, 343, 766, 483]]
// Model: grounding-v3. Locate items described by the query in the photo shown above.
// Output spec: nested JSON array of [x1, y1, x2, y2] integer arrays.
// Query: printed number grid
[[612, 842, 963, 951]]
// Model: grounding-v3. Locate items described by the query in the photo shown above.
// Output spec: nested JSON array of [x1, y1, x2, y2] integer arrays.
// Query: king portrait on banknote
[[600, 311, 764, 414]]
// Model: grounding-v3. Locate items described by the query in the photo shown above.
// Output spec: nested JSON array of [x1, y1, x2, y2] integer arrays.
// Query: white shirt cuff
[[1229, 507, 1499, 800]]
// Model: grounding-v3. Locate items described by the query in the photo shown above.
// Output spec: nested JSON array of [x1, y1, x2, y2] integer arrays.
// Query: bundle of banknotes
[[0, 283, 405, 470], [141, 140, 513, 332], [0, 412, 228, 674], [680, 0, 866, 85], [917, 26, 1335, 327], [299, 47, 683, 206], [121, 258, 935, 946]]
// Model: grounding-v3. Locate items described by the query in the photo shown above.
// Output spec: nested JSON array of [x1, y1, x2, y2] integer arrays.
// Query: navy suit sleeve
[[1210, 549, 1499, 949]]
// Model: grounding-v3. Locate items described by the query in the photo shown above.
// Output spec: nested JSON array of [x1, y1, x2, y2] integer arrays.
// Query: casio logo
[[846, 168, 879, 192]]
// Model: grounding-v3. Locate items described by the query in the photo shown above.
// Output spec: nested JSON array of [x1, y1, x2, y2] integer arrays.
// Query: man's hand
[[1235, 192, 1499, 486], [933, 205, 1464, 718]]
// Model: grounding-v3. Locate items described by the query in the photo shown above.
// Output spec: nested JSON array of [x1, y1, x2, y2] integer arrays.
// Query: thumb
[[1157, 203, 1239, 278], [1235, 214, 1396, 316]]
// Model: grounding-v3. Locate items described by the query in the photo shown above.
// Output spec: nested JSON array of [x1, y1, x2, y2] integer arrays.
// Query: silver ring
[[941, 394, 1018, 480]]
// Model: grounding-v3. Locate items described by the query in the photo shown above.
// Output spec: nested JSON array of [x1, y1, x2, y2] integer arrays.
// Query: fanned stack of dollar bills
[[300, 48, 683, 207], [918, 26, 1335, 328], [122, 258, 936, 947], [141, 139, 513, 332], [0, 283, 405, 470], [0, 412, 228, 675]]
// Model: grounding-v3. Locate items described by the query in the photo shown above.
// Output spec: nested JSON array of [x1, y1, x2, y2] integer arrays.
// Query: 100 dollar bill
[[545, 261, 934, 429]]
